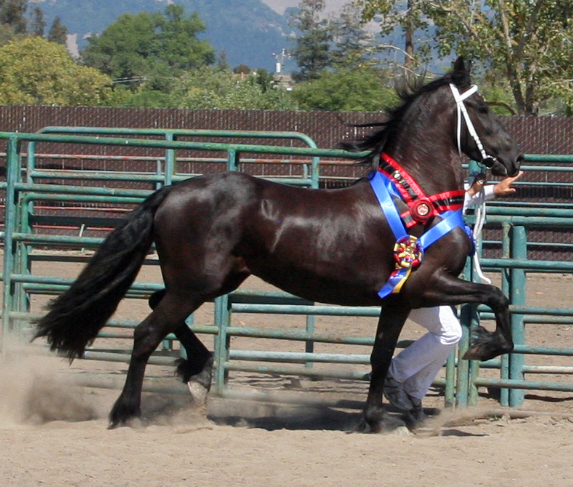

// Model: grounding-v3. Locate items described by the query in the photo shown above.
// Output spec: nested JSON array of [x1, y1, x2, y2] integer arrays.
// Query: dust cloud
[[0, 339, 101, 426]]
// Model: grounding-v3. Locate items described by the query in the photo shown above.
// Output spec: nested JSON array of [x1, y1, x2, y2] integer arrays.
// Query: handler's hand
[[493, 171, 524, 196]]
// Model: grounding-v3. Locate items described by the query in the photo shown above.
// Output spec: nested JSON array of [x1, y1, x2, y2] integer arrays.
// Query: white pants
[[388, 306, 462, 400]]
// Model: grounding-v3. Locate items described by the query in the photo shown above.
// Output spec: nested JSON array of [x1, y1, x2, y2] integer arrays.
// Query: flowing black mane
[[340, 70, 465, 159]]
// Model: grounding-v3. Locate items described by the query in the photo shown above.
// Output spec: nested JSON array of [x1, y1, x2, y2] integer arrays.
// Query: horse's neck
[[386, 138, 465, 196]]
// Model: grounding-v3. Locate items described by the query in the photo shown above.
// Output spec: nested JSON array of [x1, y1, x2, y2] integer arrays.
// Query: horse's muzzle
[[491, 153, 523, 177]]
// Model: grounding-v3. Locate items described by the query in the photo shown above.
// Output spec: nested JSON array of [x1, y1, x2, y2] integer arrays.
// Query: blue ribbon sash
[[369, 171, 473, 299]]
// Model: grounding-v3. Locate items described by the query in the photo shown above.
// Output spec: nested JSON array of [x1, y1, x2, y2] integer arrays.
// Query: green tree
[[29, 6, 45, 37], [425, 0, 573, 115], [81, 6, 215, 91], [167, 66, 298, 110], [289, 0, 334, 82], [0, 22, 15, 46], [81, 12, 155, 83], [0, 36, 115, 105], [216, 51, 231, 71], [233, 64, 252, 75], [0, 0, 27, 34], [47, 16, 67, 45], [291, 68, 397, 111], [154, 5, 215, 70], [356, 0, 573, 114], [331, 2, 378, 70], [355, 0, 432, 74]]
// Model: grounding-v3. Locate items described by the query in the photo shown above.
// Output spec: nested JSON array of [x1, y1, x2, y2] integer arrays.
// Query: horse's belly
[[245, 260, 386, 307]]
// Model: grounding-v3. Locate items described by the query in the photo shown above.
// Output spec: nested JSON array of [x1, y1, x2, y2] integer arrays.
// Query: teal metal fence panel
[[0, 128, 572, 411]]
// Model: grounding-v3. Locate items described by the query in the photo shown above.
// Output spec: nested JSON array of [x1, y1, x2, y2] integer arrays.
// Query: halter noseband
[[450, 84, 496, 169]]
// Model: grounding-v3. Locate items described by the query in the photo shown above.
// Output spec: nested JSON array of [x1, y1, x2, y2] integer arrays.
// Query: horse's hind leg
[[148, 290, 213, 386], [149, 266, 249, 389], [173, 324, 213, 386], [109, 293, 204, 428], [174, 324, 214, 408], [110, 267, 250, 428], [358, 301, 410, 433]]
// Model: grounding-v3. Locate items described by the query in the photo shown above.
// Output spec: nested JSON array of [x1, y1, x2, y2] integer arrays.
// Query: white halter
[[450, 83, 492, 284], [449, 83, 495, 167]]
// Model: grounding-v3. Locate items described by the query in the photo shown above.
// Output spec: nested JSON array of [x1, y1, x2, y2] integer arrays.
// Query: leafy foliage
[[29, 6, 46, 37], [330, 3, 379, 70], [357, 0, 573, 115], [81, 5, 215, 90], [0, 36, 115, 105], [291, 68, 397, 111], [47, 16, 67, 45], [166, 66, 299, 110], [36, 0, 294, 71], [288, 0, 333, 82], [289, 0, 380, 81], [426, 0, 573, 115], [356, 0, 432, 73], [0, 0, 27, 34]]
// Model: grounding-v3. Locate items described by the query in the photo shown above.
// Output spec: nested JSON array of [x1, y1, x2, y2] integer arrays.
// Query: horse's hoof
[[463, 326, 512, 361], [107, 418, 127, 430], [187, 380, 209, 409], [462, 344, 497, 361], [462, 345, 485, 361], [108, 401, 141, 429], [353, 417, 382, 434], [463, 341, 511, 362], [175, 356, 213, 390]]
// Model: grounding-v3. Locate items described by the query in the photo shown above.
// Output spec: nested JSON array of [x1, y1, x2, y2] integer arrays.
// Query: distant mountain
[[263, 0, 348, 15], [33, 0, 294, 71]]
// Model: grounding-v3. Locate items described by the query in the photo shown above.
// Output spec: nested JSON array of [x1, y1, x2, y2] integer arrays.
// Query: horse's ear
[[452, 56, 471, 87]]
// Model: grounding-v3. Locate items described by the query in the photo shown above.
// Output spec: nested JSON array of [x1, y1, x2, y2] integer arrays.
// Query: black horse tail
[[33, 185, 175, 361]]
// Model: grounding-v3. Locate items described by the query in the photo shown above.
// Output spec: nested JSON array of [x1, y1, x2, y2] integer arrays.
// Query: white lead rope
[[471, 187, 492, 284]]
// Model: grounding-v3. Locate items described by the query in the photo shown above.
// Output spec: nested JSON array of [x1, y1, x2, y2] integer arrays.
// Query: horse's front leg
[[420, 274, 514, 362], [357, 302, 410, 433]]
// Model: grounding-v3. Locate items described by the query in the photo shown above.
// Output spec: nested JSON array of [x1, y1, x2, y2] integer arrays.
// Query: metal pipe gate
[[0, 128, 572, 410]]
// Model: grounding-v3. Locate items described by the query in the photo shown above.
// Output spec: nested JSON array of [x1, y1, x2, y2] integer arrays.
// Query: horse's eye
[[478, 106, 489, 114]]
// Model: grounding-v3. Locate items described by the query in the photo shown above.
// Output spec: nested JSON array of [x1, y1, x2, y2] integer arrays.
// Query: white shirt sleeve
[[462, 184, 495, 214]]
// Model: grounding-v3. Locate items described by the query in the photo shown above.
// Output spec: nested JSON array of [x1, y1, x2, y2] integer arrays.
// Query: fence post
[[1, 136, 21, 358], [509, 225, 527, 406], [456, 242, 476, 407], [499, 222, 512, 406], [227, 147, 239, 172], [164, 132, 175, 186], [213, 294, 231, 394]]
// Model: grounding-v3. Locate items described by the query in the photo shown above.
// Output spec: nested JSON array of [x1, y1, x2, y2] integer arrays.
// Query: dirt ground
[[1, 253, 573, 487]]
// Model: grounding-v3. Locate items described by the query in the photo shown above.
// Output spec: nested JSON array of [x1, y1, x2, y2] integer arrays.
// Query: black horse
[[34, 58, 522, 432]]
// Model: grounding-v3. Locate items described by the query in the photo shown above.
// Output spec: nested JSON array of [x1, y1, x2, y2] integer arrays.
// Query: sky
[[262, 0, 349, 15]]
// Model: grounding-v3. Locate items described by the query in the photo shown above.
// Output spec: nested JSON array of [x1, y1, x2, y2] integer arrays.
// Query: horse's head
[[340, 57, 523, 183], [450, 57, 523, 177]]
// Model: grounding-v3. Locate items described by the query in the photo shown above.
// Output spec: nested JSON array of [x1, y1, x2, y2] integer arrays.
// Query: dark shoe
[[406, 396, 427, 423], [404, 397, 428, 429], [383, 373, 415, 411]]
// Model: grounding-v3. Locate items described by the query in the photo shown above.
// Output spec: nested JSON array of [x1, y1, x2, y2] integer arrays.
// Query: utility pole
[[272, 48, 291, 74]]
